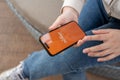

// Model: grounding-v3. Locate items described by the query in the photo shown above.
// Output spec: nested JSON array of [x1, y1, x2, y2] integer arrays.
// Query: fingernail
[[83, 50, 86, 53], [83, 36, 87, 40], [48, 27, 51, 30], [83, 36, 88, 41], [83, 49, 88, 53], [97, 59, 102, 62], [78, 40, 82, 44], [84, 48, 90, 53], [49, 27, 52, 29]]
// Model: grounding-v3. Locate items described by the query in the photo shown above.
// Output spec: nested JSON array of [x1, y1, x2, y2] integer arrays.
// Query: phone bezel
[[39, 21, 86, 56]]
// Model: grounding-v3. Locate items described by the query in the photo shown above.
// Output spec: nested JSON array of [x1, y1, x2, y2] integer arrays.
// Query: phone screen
[[39, 21, 86, 56]]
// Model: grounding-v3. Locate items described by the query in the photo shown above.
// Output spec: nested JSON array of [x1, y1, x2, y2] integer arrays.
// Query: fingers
[[83, 34, 108, 42], [83, 42, 110, 53], [49, 6, 79, 31], [85, 47, 118, 62], [92, 29, 111, 34], [49, 16, 66, 30], [86, 49, 118, 62], [83, 29, 112, 42], [74, 40, 84, 47], [83, 29, 120, 62], [97, 53, 118, 62], [87, 49, 112, 57]]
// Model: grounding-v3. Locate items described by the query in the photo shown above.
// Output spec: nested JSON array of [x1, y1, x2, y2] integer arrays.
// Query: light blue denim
[[23, 0, 120, 80]]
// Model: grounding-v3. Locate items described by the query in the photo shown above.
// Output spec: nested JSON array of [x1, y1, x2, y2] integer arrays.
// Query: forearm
[[62, 0, 86, 15]]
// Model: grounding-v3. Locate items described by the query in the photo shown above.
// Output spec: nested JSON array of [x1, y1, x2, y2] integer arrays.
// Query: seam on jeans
[[62, 54, 75, 72], [63, 56, 120, 72], [59, 51, 85, 74], [81, 57, 120, 70]]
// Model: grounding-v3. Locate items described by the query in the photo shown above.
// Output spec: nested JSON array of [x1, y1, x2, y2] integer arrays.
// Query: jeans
[[23, 0, 120, 80]]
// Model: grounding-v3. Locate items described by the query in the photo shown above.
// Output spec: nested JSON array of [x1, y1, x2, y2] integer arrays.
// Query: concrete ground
[[0, 0, 112, 80]]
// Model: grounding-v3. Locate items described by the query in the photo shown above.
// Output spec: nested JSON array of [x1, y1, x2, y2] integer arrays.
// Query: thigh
[[64, 21, 120, 69], [78, 0, 109, 32], [62, 22, 120, 69], [24, 22, 120, 80]]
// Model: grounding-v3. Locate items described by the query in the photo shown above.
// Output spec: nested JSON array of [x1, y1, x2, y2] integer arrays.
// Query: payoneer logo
[[58, 32, 67, 43]]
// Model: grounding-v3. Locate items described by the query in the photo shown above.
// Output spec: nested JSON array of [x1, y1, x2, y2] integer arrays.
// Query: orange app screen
[[40, 22, 85, 56]]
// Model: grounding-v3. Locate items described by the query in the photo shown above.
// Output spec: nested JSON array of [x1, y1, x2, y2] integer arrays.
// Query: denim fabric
[[23, 0, 120, 80]]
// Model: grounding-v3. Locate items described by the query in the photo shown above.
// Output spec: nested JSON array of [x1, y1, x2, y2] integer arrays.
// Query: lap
[[24, 21, 120, 79]]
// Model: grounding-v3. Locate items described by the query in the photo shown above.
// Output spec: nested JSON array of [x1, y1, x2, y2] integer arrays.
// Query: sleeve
[[62, 0, 86, 14]]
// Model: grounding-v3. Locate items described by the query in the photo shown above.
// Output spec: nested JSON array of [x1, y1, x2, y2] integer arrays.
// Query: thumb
[[49, 16, 67, 30]]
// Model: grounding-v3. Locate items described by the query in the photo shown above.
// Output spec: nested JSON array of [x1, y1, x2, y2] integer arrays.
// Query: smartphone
[[39, 21, 86, 56]]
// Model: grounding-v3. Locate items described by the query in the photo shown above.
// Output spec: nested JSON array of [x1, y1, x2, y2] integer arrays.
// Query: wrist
[[62, 6, 79, 18]]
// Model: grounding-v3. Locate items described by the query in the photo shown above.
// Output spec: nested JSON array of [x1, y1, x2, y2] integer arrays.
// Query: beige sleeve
[[62, 0, 86, 14]]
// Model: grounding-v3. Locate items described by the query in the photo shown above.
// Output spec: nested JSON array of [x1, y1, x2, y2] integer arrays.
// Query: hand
[[49, 7, 79, 30], [82, 29, 120, 62]]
